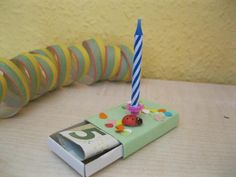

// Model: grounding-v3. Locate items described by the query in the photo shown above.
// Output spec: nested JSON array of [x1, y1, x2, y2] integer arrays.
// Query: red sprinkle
[[105, 123, 113, 128]]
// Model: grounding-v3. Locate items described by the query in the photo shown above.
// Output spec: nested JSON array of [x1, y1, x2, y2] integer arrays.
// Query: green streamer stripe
[[68, 46, 85, 81], [31, 49, 57, 66], [120, 45, 133, 76], [34, 55, 55, 92], [83, 39, 102, 82], [47, 45, 67, 87], [70, 52, 79, 82], [12, 55, 39, 100], [104, 45, 115, 80], [0, 38, 134, 118], [82, 41, 96, 83], [68, 48, 79, 82], [0, 59, 29, 105], [115, 54, 128, 81]]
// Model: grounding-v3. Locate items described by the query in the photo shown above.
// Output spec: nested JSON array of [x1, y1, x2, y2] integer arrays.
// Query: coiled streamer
[[0, 38, 133, 118]]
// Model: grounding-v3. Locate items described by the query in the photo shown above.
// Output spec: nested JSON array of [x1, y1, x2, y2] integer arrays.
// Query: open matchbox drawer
[[48, 122, 123, 177], [48, 99, 179, 177]]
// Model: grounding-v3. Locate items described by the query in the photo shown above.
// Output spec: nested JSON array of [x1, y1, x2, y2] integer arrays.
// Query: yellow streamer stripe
[[0, 58, 30, 104], [94, 37, 106, 79], [0, 38, 133, 118], [32, 54, 58, 91], [124, 45, 133, 81], [23, 53, 42, 97], [109, 45, 121, 80], [0, 75, 7, 102], [41, 48, 57, 67], [61, 45, 73, 86], [76, 44, 91, 77]]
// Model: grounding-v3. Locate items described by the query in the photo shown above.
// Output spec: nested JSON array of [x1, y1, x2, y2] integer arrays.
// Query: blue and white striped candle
[[131, 19, 143, 107]]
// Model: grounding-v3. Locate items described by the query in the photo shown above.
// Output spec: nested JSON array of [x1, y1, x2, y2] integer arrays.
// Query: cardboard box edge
[[48, 136, 86, 177]]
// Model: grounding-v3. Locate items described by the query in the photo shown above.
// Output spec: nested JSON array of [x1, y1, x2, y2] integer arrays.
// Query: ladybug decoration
[[122, 114, 143, 127]]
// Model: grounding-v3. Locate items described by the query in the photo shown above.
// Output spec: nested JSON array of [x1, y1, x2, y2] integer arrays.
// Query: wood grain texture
[[0, 79, 236, 177]]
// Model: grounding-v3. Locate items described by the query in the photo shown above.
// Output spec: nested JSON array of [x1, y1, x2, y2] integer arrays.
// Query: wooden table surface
[[0, 79, 236, 177]]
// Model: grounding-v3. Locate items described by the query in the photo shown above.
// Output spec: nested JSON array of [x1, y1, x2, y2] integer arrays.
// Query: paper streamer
[[0, 58, 30, 118], [68, 44, 90, 81], [12, 53, 42, 100], [0, 75, 7, 102], [0, 38, 133, 118]]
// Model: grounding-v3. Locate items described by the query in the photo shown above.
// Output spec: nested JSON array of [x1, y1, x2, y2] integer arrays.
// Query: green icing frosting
[[87, 99, 179, 158]]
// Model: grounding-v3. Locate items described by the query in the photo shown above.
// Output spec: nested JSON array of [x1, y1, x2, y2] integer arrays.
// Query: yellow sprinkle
[[116, 120, 122, 126], [150, 109, 158, 113]]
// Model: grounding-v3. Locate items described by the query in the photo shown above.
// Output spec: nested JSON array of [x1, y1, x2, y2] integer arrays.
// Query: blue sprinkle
[[164, 112, 172, 117]]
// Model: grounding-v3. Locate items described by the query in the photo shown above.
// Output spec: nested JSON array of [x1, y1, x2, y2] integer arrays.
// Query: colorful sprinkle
[[150, 109, 158, 113], [105, 123, 113, 128], [99, 112, 108, 119], [158, 109, 166, 113], [107, 120, 116, 125], [124, 129, 132, 133], [116, 120, 122, 126], [164, 111, 173, 117], [115, 124, 124, 132], [142, 109, 150, 114], [121, 129, 132, 136]]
